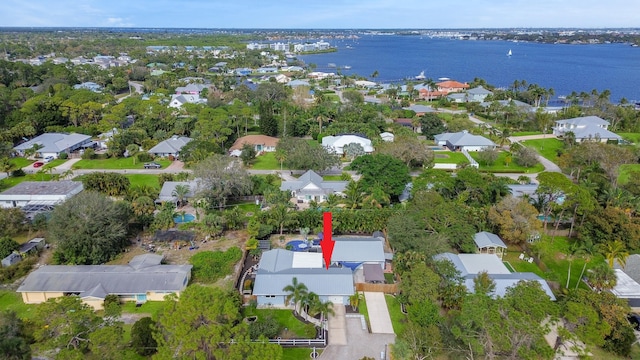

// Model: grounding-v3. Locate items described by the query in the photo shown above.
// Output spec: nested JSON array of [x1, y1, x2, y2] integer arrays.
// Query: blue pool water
[[286, 240, 310, 252], [174, 214, 196, 223]]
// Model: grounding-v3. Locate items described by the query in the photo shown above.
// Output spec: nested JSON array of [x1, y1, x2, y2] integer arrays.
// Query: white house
[[280, 170, 348, 204], [0, 181, 83, 209], [168, 94, 206, 108], [552, 116, 622, 143], [322, 135, 374, 155], [380, 132, 395, 142], [14, 133, 93, 159], [148, 135, 192, 158], [434, 131, 497, 151]]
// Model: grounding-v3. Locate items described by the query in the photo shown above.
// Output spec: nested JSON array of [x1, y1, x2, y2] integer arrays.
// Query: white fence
[[461, 149, 479, 168]]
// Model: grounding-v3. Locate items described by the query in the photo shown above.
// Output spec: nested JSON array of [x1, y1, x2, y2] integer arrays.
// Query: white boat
[[328, 63, 336, 68], [343, 65, 352, 70], [415, 71, 426, 80], [507, 49, 512, 57], [438, 77, 450, 81]]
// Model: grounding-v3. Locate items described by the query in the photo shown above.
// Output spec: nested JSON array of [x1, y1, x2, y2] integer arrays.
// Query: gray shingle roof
[[474, 231, 507, 249], [17, 255, 191, 298], [435, 131, 496, 147], [280, 170, 348, 196], [467, 86, 492, 95], [158, 181, 199, 202], [148, 136, 192, 155], [14, 133, 92, 154], [0, 181, 83, 197]]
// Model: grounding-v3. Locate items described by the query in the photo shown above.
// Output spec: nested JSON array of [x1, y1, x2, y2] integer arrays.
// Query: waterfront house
[[17, 254, 192, 310], [14, 133, 93, 159], [449, 85, 493, 103], [552, 116, 622, 143], [434, 130, 496, 151], [148, 135, 192, 158], [436, 80, 470, 94], [280, 170, 348, 204]]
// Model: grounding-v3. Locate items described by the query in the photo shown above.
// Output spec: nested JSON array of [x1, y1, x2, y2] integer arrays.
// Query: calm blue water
[[174, 213, 195, 223], [299, 35, 640, 102]]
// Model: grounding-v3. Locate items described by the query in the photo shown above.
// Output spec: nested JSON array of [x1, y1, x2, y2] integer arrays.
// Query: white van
[[43, 156, 54, 163]]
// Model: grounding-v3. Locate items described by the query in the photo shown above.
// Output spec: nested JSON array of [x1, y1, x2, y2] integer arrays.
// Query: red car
[[33, 161, 44, 168]]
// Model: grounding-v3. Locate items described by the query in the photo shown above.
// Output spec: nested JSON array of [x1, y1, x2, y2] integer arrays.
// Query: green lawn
[[243, 308, 316, 338], [521, 138, 564, 163], [43, 159, 67, 169], [0, 290, 38, 320], [618, 132, 640, 144], [9, 157, 34, 168], [512, 131, 543, 136], [125, 174, 161, 189], [433, 152, 469, 164], [121, 301, 166, 318], [471, 151, 545, 173], [229, 202, 260, 213], [618, 164, 640, 185], [358, 294, 370, 329], [72, 158, 172, 170], [251, 152, 284, 170], [385, 294, 406, 335], [322, 175, 344, 181], [282, 348, 321, 360], [0, 173, 55, 191]]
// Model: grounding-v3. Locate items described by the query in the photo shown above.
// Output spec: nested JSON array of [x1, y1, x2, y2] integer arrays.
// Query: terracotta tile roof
[[229, 135, 280, 151], [436, 80, 469, 89]]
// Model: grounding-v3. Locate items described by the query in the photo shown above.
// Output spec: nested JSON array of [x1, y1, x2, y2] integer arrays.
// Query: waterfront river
[[299, 35, 640, 103]]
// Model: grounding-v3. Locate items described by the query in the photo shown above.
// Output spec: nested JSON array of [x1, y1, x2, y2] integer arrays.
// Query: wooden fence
[[355, 283, 398, 293]]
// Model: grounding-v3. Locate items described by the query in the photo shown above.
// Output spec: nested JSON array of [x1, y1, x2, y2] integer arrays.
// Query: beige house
[[17, 254, 191, 310]]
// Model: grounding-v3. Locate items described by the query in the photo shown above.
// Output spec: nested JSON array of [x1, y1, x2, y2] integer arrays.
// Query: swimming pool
[[174, 213, 196, 223], [286, 240, 310, 251]]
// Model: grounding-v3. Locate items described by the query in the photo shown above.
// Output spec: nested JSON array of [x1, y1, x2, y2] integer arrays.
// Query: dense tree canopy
[[349, 154, 410, 198], [49, 191, 131, 264]]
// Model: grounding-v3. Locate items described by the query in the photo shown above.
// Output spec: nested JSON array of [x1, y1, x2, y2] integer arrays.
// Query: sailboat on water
[[507, 49, 512, 57], [415, 71, 426, 80]]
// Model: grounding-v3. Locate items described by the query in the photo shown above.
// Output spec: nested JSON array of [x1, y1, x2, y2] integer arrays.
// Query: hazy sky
[[1, 0, 639, 28]]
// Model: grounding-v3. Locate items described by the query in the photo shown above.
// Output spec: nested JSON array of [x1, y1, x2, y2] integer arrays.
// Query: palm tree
[[601, 240, 630, 268], [586, 262, 617, 292], [343, 181, 364, 209], [268, 204, 295, 235], [172, 184, 191, 208], [126, 144, 139, 164], [0, 157, 15, 177], [574, 238, 597, 290], [309, 295, 334, 324], [349, 292, 363, 311], [274, 149, 286, 172], [283, 277, 308, 315]]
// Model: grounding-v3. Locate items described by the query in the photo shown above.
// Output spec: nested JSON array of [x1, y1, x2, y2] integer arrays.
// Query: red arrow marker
[[320, 212, 334, 270]]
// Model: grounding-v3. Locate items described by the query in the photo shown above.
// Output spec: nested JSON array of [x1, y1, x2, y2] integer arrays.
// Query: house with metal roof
[[474, 231, 507, 259], [434, 130, 497, 152], [148, 135, 192, 158], [322, 134, 374, 155], [252, 249, 354, 306], [448, 85, 493, 103], [0, 181, 83, 210], [331, 236, 386, 270], [280, 170, 348, 204], [14, 133, 93, 159], [168, 94, 206, 108], [507, 184, 539, 199], [613, 255, 640, 309], [17, 254, 192, 310], [552, 116, 622, 143], [435, 253, 555, 300]]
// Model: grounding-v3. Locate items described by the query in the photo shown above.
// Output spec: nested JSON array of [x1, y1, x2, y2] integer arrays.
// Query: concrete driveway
[[320, 316, 395, 360], [328, 304, 347, 345], [364, 292, 395, 334]]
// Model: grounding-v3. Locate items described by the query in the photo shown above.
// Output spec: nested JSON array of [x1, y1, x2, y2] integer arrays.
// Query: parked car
[[43, 156, 54, 163], [628, 314, 640, 331], [143, 162, 162, 169], [33, 161, 44, 168]]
